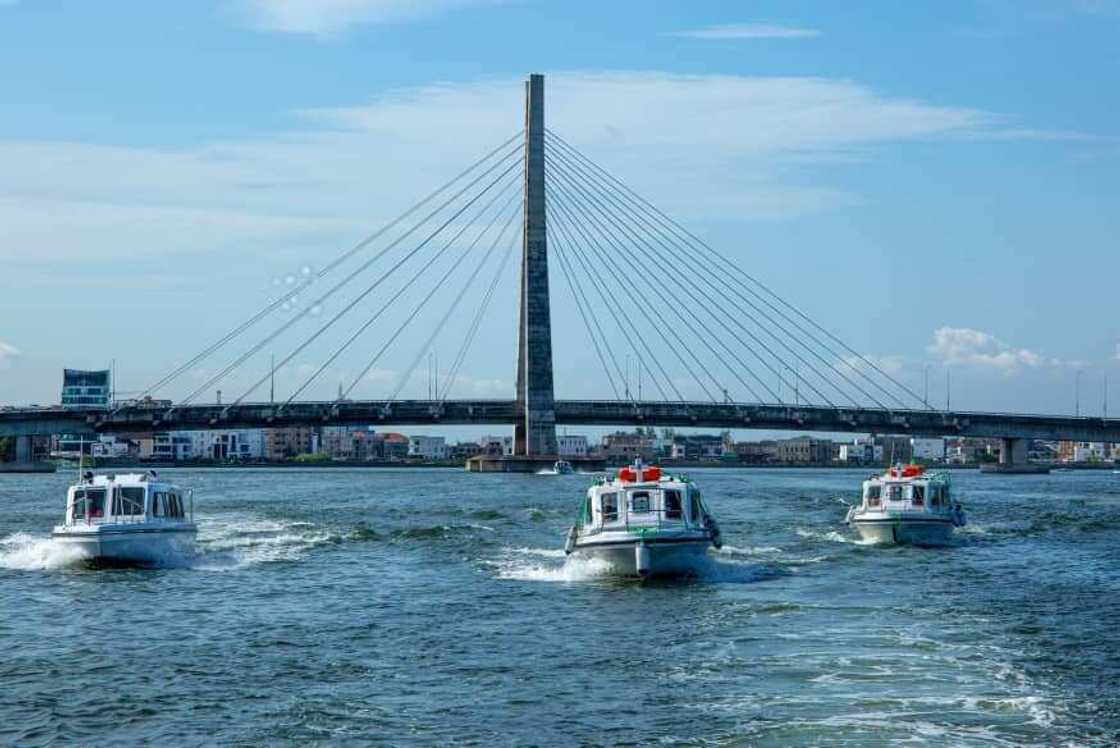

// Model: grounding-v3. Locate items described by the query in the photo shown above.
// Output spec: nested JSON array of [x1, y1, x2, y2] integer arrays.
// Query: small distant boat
[[52, 471, 197, 565], [564, 460, 721, 578], [553, 459, 574, 475], [845, 464, 965, 546]]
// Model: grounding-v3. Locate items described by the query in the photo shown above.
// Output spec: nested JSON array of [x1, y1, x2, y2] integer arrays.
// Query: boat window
[[113, 486, 145, 516], [582, 497, 592, 525], [866, 484, 881, 500], [73, 488, 106, 520], [600, 493, 618, 522], [930, 486, 942, 507], [664, 490, 683, 520], [887, 484, 903, 502], [71, 490, 88, 520], [630, 491, 651, 513], [912, 485, 925, 506], [171, 493, 183, 519], [151, 493, 163, 517], [689, 492, 702, 524]]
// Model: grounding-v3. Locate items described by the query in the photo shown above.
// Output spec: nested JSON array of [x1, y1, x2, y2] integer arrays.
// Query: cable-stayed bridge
[[3, 74, 1119, 469]]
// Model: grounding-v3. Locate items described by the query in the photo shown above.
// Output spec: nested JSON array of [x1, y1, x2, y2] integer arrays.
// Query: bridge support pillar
[[980, 437, 1048, 475], [513, 72, 558, 460], [0, 434, 54, 474], [15, 435, 32, 464]]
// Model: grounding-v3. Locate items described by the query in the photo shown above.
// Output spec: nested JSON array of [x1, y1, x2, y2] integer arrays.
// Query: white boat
[[553, 459, 574, 475], [845, 465, 965, 546], [52, 471, 197, 565], [564, 461, 721, 578]]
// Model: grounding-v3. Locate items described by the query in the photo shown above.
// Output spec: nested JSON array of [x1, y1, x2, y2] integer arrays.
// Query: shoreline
[[33, 459, 1118, 471]]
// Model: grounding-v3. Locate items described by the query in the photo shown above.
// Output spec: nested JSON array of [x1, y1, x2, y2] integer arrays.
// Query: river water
[[2, 467, 1118, 745]]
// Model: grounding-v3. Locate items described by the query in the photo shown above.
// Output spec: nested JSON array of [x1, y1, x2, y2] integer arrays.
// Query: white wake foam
[[0, 532, 90, 570], [491, 553, 615, 582], [194, 516, 335, 570]]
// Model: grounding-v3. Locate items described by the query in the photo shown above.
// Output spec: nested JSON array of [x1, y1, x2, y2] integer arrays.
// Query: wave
[[193, 516, 338, 570], [390, 523, 495, 540], [487, 546, 787, 585], [489, 552, 616, 582], [0, 532, 90, 571], [795, 527, 876, 546]]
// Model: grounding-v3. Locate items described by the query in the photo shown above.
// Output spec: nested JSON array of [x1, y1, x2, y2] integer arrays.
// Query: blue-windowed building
[[61, 369, 111, 408]]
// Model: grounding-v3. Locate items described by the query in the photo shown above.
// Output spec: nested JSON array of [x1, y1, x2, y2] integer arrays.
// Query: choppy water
[[2, 467, 1119, 745]]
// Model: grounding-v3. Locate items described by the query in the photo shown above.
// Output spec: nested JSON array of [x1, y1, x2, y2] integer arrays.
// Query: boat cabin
[[862, 466, 951, 511], [66, 473, 192, 525], [581, 466, 709, 532]]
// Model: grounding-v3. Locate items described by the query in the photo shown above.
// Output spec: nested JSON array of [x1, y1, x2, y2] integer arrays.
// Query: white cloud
[[235, 0, 500, 34], [0, 71, 1010, 263], [0, 341, 20, 369], [670, 23, 821, 40], [928, 327, 1077, 375]]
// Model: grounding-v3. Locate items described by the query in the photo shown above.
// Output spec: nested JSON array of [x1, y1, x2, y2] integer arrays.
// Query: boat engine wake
[[0, 532, 90, 570]]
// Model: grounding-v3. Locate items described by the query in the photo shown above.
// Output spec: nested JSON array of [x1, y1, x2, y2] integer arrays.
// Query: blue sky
[[1, 0, 1118, 422]]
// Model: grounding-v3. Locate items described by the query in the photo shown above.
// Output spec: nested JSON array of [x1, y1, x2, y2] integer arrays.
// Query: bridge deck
[[3, 400, 1119, 442]]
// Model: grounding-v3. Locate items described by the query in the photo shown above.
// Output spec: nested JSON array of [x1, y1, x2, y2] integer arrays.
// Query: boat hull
[[850, 517, 955, 546], [570, 537, 712, 578], [52, 525, 197, 566]]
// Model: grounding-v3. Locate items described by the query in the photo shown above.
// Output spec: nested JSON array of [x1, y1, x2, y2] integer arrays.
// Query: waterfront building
[[557, 434, 589, 458], [450, 441, 482, 461], [321, 426, 379, 460], [61, 369, 111, 408], [601, 430, 656, 462], [479, 435, 515, 457], [408, 435, 448, 460], [669, 434, 724, 461], [1057, 441, 1109, 463], [911, 437, 946, 463], [380, 432, 410, 461], [734, 440, 779, 464], [837, 438, 876, 465], [264, 427, 314, 461], [140, 432, 202, 461], [775, 436, 834, 464]]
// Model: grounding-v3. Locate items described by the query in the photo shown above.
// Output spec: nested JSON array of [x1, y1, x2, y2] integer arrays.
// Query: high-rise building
[[61, 369, 111, 408]]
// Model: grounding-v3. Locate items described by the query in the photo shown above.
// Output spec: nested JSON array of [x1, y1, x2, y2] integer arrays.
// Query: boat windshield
[[664, 489, 683, 520], [689, 491, 702, 524], [865, 484, 881, 505], [630, 491, 651, 514], [601, 492, 619, 522], [112, 486, 146, 516], [71, 488, 106, 520]]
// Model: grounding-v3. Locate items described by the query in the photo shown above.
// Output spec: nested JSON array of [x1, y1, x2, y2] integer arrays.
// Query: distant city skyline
[[1, 1, 1118, 419]]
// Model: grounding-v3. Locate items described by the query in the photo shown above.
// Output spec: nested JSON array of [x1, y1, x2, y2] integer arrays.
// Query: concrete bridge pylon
[[513, 73, 558, 460]]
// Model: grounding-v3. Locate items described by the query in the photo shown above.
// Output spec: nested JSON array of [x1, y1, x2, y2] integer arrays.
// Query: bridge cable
[[547, 145, 852, 408], [132, 131, 523, 408], [273, 172, 524, 408], [546, 204, 625, 400], [200, 155, 524, 410], [546, 129, 927, 411], [548, 227, 670, 403], [548, 168, 765, 404], [546, 196, 679, 402], [439, 217, 522, 403], [548, 157, 785, 405], [175, 143, 524, 409], [292, 181, 523, 407], [547, 136, 883, 409], [382, 200, 524, 404], [546, 180, 725, 403]]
